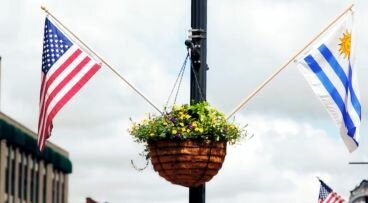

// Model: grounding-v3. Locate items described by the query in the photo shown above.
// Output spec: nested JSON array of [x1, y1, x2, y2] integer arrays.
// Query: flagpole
[[40, 6, 162, 114], [226, 4, 354, 119]]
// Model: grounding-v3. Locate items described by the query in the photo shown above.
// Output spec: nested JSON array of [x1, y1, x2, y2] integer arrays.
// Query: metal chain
[[164, 53, 189, 110], [189, 56, 205, 102], [173, 55, 188, 105]]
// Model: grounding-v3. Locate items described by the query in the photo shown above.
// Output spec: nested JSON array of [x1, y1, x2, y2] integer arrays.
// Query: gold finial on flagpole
[[349, 4, 354, 11], [40, 5, 49, 13]]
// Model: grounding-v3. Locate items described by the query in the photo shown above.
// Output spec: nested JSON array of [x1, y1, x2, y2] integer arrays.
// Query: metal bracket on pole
[[185, 29, 206, 68], [188, 29, 206, 40]]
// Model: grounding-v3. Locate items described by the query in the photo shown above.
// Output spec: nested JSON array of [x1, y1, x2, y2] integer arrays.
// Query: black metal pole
[[188, 0, 207, 202], [189, 0, 207, 102]]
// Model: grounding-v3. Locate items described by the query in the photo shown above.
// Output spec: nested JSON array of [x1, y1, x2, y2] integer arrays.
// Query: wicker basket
[[148, 139, 227, 187]]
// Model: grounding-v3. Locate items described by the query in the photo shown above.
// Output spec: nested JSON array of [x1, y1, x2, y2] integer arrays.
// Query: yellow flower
[[129, 125, 135, 132], [181, 127, 186, 132], [185, 114, 191, 119], [179, 112, 187, 119], [150, 133, 155, 136], [173, 105, 182, 111], [195, 127, 204, 133], [192, 122, 197, 127], [172, 129, 177, 134], [179, 122, 184, 127]]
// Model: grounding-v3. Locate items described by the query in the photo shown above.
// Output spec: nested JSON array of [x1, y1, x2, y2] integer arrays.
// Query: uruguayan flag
[[298, 12, 361, 152]]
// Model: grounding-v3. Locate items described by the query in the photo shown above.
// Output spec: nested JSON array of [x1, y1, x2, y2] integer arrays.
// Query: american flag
[[38, 17, 101, 150], [318, 179, 345, 203]]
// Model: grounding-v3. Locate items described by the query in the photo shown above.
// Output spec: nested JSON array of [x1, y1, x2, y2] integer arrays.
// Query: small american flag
[[38, 17, 101, 150], [318, 179, 345, 203]]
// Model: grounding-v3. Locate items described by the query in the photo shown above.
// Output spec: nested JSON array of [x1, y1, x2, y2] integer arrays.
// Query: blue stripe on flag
[[348, 62, 362, 119], [304, 55, 357, 140], [318, 44, 361, 118], [318, 45, 347, 88]]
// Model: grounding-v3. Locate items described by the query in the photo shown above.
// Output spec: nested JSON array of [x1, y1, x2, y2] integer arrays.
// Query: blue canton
[[319, 180, 332, 200], [41, 18, 73, 74]]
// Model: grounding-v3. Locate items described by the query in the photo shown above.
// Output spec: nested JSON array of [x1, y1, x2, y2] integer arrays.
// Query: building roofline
[[0, 111, 72, 173], [0, 111, 68, 156], [350, 179, 368, 193]]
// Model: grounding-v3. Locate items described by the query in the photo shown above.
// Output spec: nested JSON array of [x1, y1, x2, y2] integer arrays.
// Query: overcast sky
[[1, 0, 368, 202]]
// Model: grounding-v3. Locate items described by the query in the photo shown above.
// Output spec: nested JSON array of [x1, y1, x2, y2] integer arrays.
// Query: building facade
[[0, 112, 72, 203], [349, 180, 368, 203]]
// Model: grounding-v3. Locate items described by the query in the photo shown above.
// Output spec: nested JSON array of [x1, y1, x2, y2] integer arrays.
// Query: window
[[35, 162, 39, 203], [61, 179, 65, 203], [5, 146, 10, 194], [56, 174, 60, 203], [43, 169, 47, 203], [23, 155, 28, 200], [18, 156, 22, 199], [30, 158, 34, 203], [10, 151, 15, 196], [52, 174, 56, 203]]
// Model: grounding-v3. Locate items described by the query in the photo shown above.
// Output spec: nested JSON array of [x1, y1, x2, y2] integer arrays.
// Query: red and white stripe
[[320, 192, 345, 203], [38, 45, 101, 150]]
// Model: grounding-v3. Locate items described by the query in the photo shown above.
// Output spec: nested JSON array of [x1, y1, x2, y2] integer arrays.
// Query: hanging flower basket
[[149, 139, 226, 187], [129, 102, 246, 187]]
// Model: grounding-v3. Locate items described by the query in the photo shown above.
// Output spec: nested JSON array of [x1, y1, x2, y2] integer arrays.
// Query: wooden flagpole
[[40, 6, 162, 114], [226, 4, 354, 119]]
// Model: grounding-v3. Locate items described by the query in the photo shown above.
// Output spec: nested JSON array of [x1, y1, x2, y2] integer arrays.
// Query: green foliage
[[129, 102, 247, 144]]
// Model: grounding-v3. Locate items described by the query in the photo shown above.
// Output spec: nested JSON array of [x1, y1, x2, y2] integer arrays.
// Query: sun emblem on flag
[[338, 30, 351, 59]]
